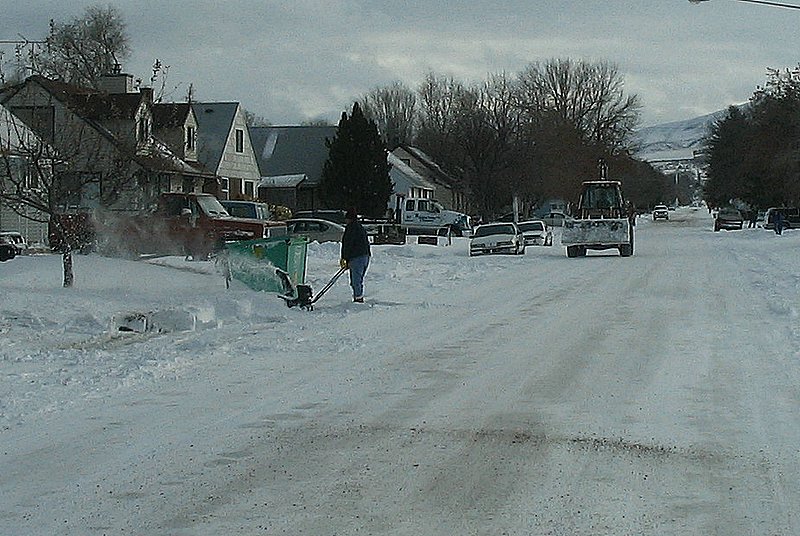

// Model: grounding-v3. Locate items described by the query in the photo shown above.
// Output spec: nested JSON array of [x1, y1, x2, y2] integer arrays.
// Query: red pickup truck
[[51, 192, 286, 259]]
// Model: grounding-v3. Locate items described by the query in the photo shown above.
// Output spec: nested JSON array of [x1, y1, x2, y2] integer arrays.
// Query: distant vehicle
[[398, 198, 472, 236], [0, 235, 17, 261], [517, 220, 553, 246], [542, 212, 567, 227], [469, 222, 525, 256], [220, 200, 273, 221], [653, 205, 669, 221], [561, 180, 634, 257], [286, 218, 345, 243], [763, 207, 800, 230], [0, 231, 28, 255], [714, 208, 744, 231], [293, 209, 348, 225]]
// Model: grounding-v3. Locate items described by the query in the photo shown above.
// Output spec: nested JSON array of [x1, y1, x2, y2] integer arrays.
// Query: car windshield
[[198, 196, 230, 216], [225, 205, 252, 218], [474, 224, 515, 237], [517, 222, 544, 232], [719, 209, 741, 217]]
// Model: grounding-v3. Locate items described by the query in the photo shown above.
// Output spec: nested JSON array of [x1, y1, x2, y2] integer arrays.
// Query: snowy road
[[2, 208, 800, 535]]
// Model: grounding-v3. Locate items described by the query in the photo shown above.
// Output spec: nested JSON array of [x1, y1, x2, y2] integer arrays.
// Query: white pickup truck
[[398, 198, 472, 236]]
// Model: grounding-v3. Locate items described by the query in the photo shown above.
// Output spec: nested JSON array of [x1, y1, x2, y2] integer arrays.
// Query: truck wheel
[[619, 243, 633, 257], [566, 246, 579, 258]]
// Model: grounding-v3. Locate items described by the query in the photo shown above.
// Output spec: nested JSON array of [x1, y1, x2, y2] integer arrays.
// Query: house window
[[244, 180, 254, 198], [186, 126, 195, 150], [137, 115, 149, 143], [235, 129, 244, 153], [219, 177, 229, 200]]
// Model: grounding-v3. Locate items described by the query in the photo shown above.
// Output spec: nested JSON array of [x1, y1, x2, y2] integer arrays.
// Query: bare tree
[[35, 5, 131, 87], [1, 101, 146, 286], [359, 81, 417, 149], [414, 72, 532, 218], [243, 108, 272, 127], [414, 72, 469, 182], [516, 58, 641, 153]]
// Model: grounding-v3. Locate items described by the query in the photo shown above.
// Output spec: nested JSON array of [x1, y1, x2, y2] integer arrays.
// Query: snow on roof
[[388, 152, 436, 192], [259, 173, 307, 188]]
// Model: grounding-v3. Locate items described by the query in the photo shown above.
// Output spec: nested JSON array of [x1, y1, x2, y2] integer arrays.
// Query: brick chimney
[[98, 71, 135, 94], [139, 87, 154, 104]]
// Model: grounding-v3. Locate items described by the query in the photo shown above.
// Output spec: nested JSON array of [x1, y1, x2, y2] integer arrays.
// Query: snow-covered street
[[2, 207, 800, 535]]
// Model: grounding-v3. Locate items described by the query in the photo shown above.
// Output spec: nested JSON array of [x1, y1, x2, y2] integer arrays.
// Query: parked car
[[517, 220, 553, 246], [714, 208, 744, 231], [763, 207, 800, 230], [469, 222, 525, 256], [293, 209, 348, 225], [220, 200, 273, 221], [0, 231, 28, 255], [652, 205, 669, 221], [542, 212, 567, 227], [286, 218, 345, 243], [0, 235, 17, 261]]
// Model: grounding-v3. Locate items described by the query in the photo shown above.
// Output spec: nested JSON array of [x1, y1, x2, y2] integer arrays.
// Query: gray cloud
[[4, 0, 799, 127]]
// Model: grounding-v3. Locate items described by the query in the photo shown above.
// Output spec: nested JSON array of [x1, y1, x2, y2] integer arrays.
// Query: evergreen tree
[[704, 106, 753, 208], [319, 102, 393, 218]]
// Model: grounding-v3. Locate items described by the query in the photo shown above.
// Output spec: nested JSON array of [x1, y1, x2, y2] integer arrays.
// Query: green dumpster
[[223, 236, 308, 293]]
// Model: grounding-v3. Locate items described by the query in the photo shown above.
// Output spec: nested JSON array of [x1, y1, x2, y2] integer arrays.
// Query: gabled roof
[[388, 153, 435, 191], [0, 104, 43, 154], [153, 103, 192, 129], [395, 145, 461, 189], [249, 125, 336, 186], [3, 76, 211, 178], [191, 102, 240, 171], [259, 174, 307, 188], [23, 76, 144, 120]]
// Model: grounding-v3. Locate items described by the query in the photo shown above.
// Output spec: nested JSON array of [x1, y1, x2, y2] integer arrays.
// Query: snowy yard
[[2, 207, 800, 535]]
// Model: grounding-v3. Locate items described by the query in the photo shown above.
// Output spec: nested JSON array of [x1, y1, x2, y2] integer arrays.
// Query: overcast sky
[[3, 1, 799, 128]]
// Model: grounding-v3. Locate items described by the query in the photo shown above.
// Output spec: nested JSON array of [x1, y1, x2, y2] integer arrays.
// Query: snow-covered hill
[[633, 105, 746, 162], [633, 111, 720, 162]]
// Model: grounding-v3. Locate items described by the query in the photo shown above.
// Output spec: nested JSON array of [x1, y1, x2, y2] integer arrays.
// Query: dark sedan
[[0, 236, 17, 262], [714, 208, 744, 231]]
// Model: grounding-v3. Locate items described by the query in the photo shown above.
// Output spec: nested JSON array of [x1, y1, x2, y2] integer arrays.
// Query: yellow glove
[[340, 258, 348, 269]]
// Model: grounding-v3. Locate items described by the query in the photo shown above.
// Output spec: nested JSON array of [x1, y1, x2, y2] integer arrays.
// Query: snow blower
[[277, 265, 348, 310]]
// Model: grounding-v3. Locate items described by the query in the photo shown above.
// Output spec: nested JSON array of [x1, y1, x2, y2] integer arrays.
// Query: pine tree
[[319, 103, 393, 218]]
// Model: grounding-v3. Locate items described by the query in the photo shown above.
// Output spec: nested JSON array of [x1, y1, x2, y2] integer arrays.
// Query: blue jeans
[[348, 255, 370, 298]]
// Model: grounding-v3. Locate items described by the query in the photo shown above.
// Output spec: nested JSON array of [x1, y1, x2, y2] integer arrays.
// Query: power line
[[690, 0, 800, 9]]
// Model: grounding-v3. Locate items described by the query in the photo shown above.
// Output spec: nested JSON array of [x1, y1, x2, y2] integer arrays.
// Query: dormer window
[[235, 129, 244, 153], [136, 115, 150, 143], [186, 125, 195, 150]]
